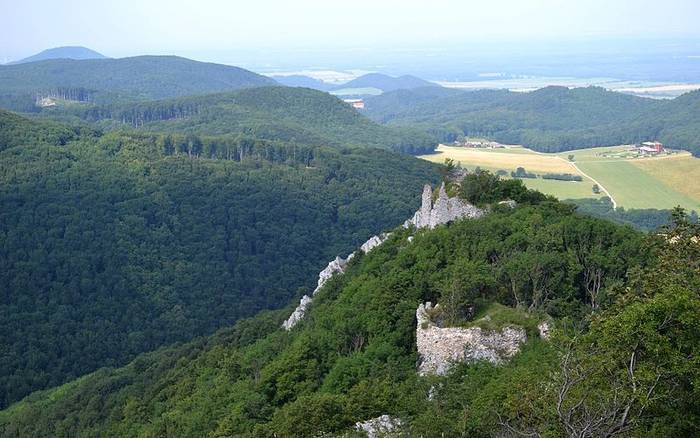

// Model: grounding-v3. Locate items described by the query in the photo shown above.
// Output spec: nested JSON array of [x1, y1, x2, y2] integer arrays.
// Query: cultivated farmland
[[419, 144, 700, 211]]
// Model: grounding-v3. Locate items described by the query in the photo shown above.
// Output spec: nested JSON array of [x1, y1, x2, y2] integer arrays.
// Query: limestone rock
[[404, 183, 484, 230], [416, 302, 527, 376], [283, 256, 350, 330], [281, 295, 312, 330], [313, 256, 349, 296], [498, 199, 517, 209], [538, 321, 551, 340], [360, 232, 391, 254], [355, 415, 403, 437]]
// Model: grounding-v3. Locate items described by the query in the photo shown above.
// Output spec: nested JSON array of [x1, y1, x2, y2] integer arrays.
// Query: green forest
[[2, 173, 697, 437], [53, 87, 437, 155], [0, 109, 440, 408], [0, 56, 275, 110], [365, 86, 700, 156]]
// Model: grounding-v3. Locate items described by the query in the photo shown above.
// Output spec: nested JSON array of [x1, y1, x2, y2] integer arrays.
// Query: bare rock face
[[314, 256, 349, 295], [360, 232, 391, 254], [355, 415, 403, 437], [281, 295, 312, 330], [416, 302, 527, 376], [404, 183, 484, 230], [538, 321, 551, 340], [283, 234, 392, 330]]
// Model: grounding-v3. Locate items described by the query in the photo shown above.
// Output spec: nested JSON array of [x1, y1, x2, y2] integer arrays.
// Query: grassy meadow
[[419, 144, 700, 211]]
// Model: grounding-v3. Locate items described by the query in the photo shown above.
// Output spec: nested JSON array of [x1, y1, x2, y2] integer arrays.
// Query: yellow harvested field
[[420, 145, 580, 174], [631, 155, 700, 202]]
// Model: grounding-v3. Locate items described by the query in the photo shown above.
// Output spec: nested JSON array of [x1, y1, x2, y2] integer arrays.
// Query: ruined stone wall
[[416, 302, 527, 376]]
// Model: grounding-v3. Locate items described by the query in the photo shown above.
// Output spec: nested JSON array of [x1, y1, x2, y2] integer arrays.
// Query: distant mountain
[[334, 73, 438, 92], [9, 46, 107, 64], [0, 56, 277, 110], [268, 74, 334, 91]]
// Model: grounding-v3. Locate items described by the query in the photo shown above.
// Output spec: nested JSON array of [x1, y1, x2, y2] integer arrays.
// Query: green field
[[420, 144, 700, 211], [576, 160, 700, 210]]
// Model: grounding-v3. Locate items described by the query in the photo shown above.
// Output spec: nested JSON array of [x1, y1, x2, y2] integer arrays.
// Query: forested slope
[[2, 174, 696, 437], [0, 110, 440, 408], [59, 87, 438, 154], [0, 56, 276, 111], [365, 86, 700, 156]]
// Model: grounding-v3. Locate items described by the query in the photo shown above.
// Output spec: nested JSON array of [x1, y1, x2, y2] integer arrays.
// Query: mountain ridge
[[8, 46, 107, 64]]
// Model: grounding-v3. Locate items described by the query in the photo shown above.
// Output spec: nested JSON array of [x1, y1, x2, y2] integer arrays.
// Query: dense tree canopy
[[5, 176, 693, 438], [49, 87, 438, 155], [365, 86, 700, 156], [0, 56, 276, 110], [0, 110, 440, 408]]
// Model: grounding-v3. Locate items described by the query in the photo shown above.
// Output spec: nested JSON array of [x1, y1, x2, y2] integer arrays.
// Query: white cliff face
[[416, 302, 527, 376], [360, 233, 391, 254], [313, 256, 349, 295], [404, 183, 484, 230], [355, 415, 403, 437], [282, 233, 391, 330], [281, 295, 312, 330]]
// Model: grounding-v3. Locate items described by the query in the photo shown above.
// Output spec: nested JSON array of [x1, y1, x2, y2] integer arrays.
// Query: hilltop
[[335, 73, 437, 93], [0, 56, 276, 110], [1, 173, 697, 437], [61, 86, 439, 154], [8, 46, 107, 64]]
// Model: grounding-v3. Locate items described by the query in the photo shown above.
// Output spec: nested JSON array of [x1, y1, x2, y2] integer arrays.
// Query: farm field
[[576, 160, 699, 210], [420, 145, 577, 173], [631, 154, 700, 202], [419, 144, 700, 211]]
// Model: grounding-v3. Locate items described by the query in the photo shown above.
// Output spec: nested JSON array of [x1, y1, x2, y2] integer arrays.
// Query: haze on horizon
[[2, 0, 700, 64]]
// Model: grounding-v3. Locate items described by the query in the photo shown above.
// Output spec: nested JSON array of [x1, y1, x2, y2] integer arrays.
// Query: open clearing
[[419, 144, 700, 211]]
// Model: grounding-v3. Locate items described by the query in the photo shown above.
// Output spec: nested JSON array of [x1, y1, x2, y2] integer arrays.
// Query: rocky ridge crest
[[282, 183, 483, 330]]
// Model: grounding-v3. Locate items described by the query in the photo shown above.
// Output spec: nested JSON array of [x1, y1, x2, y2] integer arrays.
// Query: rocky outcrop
[[538, 321, 551, 340], [284, 183, 484, 331], [355, 415, 403, 437], [360, 233, 391, 254], [282, 234, 390, 330], [404, 183, 484, 230], [281, 295, 312, 330], [416, 302, 527, 376]]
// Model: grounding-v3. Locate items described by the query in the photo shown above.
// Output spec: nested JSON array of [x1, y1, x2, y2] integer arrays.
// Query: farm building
[[638, 141, 664, 154], [343, 99, 365, 109]]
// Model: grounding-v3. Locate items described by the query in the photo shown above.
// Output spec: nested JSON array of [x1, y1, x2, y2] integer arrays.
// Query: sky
[[1, 0, 700, 67]]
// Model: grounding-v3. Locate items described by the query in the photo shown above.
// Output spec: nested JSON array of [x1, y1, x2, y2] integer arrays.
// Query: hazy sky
[[2, 0, 700, 63]]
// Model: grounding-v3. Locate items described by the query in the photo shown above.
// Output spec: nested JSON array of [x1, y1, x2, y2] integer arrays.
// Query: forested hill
[[334, 73, 438, 92], [0, 109, 82, 150], [0, 56, 276, 111], [59, 86, 439, 154], [0, 109, 440, 409], [365, 86, 700, 156], [8, 46, 107, 64], [2, 174, 697, 437]]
